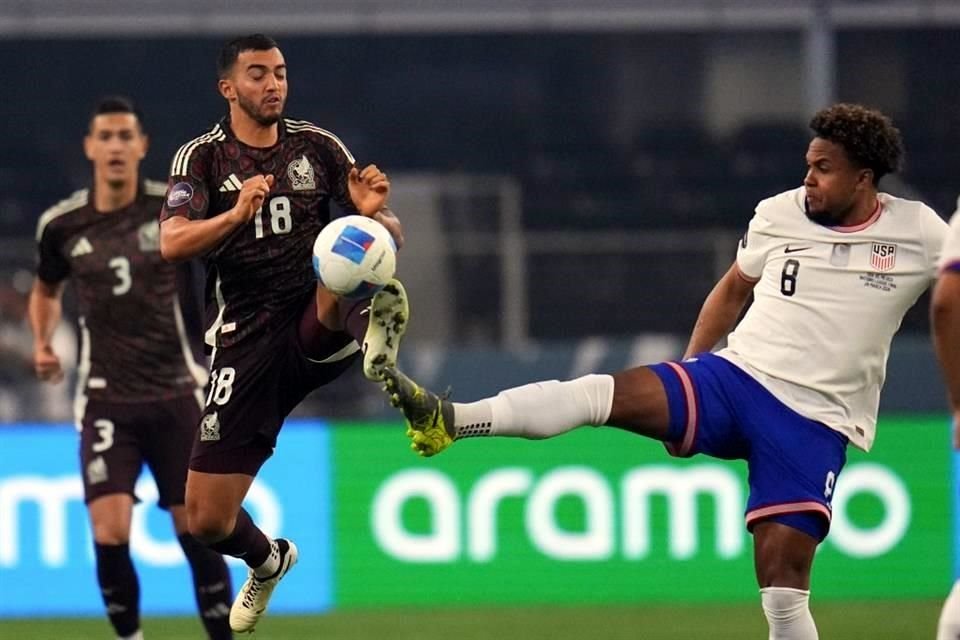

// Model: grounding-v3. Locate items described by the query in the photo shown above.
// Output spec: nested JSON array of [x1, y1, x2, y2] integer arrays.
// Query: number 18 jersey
[[717, 186, 947, 451], [159, 116, 359, 349]]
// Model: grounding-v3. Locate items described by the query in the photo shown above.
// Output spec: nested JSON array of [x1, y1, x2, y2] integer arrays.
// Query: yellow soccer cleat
[[362, 279, 409, 381], [382, 366, 455, 457]]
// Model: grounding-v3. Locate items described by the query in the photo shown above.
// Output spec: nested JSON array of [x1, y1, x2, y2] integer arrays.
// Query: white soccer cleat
[[229, 538, 298, 634], [362, 279, 409, 381]]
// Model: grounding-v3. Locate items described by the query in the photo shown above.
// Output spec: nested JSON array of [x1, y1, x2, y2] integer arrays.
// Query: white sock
[[760, 587, 818, 640], [453, 374, 614, 440], [252, 539, 280, 579], [938, 580, 960, 640], [118, 631, 143, 640]]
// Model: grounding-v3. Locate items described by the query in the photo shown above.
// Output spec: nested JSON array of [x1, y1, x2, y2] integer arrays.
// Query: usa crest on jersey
[[870, 242, 897, 271]]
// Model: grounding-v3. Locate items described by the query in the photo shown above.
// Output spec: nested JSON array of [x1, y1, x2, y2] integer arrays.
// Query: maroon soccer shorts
[[188, 310, 359, 476], [78, 394, 202, 509]]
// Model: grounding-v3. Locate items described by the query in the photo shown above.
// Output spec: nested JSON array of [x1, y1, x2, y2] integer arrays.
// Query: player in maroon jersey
[[28, 97, 233, 640], [159, 34, 408, 632]]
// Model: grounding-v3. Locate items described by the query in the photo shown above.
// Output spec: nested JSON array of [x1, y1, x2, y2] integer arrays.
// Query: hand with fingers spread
[[229, 174, 275, 225], [349, 164, 390, 216]]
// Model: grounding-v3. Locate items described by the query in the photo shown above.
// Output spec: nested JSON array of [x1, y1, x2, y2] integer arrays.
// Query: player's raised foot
[[382, 366, 455, 457], [229, 538, 298, 634], [362, 279, 409, 381]]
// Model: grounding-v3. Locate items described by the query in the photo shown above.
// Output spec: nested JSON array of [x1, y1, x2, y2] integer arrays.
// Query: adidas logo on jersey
[[70, 237, 93, 257], [218, 174, 243, 192]]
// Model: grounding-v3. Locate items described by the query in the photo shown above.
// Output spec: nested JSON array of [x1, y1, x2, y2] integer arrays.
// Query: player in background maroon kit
[[159, 35, 408, 632], [28, 97, 233, 640]]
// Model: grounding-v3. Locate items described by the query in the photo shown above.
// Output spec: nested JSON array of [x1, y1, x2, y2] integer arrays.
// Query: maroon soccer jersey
[[35, 181, 206, 403], [160, 117, 359, 348]]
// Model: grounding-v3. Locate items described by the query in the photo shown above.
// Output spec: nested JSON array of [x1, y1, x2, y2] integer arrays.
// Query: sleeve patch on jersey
[[167, 182, 194, 208], [332, 225, 376, 264]]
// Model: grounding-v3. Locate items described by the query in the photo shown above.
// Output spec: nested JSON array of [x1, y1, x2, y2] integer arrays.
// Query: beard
[[804, 198, 848, 226], [237, 93, 282, 126]]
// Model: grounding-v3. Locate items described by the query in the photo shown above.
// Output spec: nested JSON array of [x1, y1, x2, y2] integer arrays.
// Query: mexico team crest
[[86, 456, 108, 484], [200, 412, 220, 441], [138, 221, 160, 251], [870, 243, 897, 271], [287, 154, 316, 191]]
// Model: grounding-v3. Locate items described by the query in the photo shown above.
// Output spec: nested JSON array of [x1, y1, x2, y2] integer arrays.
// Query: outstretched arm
[[931, 270, 960, 448], [683, 262, 756, 358]]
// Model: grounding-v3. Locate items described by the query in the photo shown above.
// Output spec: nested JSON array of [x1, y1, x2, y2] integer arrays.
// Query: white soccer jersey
[[717, 186, 947, 451], [938, 199, 960, 271]]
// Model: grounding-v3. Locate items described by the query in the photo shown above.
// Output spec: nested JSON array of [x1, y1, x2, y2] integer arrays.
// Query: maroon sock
[[207, 508, 272, 569], [298, 293, 360, 359], [178, 533, 233, 640], [94, 542, 140, 637], [338, 297, 372, 345]]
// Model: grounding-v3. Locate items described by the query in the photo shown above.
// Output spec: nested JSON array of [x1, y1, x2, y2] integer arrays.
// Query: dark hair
[[90, 95, 143, 131], [809, 103, 904, 184], [217, 34, 280, 79]]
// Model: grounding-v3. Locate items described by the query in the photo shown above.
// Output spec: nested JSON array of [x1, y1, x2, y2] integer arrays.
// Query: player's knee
[[89, 514, 130, 545], [756, 555, 810, 588], [91, 524, 130, 546], [753, 520, 817, 588], [186, 505, 233, 544], [760, 587, 818, 639]]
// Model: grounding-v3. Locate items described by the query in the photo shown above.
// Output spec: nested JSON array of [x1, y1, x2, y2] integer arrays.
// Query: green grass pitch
[[0, 600, 943, 639]]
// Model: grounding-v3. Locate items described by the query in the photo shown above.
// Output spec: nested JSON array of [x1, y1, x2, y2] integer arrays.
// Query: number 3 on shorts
[[91, 419, 115, 453], [206, 367, 236, 407]]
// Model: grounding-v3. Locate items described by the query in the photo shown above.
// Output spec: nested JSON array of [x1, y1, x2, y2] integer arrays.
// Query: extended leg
[[382, 365, 671, 457], [312, 280, 408, 380]]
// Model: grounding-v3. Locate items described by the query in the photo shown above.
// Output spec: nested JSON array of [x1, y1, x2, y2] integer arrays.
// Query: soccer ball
[[312, 215, 397, 298]]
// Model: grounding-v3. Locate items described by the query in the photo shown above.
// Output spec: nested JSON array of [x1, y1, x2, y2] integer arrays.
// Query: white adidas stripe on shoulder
[[170, 124, 226, 177], [144, 179, 168, 196], [284, 119, 355, 164], [36, 189, 89, 242]]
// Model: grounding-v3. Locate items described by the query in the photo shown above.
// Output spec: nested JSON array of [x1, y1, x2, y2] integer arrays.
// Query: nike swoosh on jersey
[[784, 245, 812, 253]]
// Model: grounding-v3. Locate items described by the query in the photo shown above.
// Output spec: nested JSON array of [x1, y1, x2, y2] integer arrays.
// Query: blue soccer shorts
[[649, 352, 849, 541]]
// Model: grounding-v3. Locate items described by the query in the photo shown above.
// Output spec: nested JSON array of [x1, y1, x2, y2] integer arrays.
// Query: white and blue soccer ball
[[312, 215, 397, 298]]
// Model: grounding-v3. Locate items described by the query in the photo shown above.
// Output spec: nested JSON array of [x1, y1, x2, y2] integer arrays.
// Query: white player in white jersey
[[381, 103, 947, 640], [930, 199, 960, 640]]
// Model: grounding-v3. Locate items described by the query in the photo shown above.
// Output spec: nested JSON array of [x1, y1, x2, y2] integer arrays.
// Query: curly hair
[[809, 103, 904, 184]]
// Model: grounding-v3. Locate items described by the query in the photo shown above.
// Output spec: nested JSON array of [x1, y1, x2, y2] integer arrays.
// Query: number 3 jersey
[[717, 186, 947, 451], [159, 116, 359, 350], [35, 181, 206, 404]]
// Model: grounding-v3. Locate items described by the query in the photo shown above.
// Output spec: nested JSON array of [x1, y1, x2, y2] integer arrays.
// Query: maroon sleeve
[[35, 221, 70, 284], [160, 142, 212, 222]]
